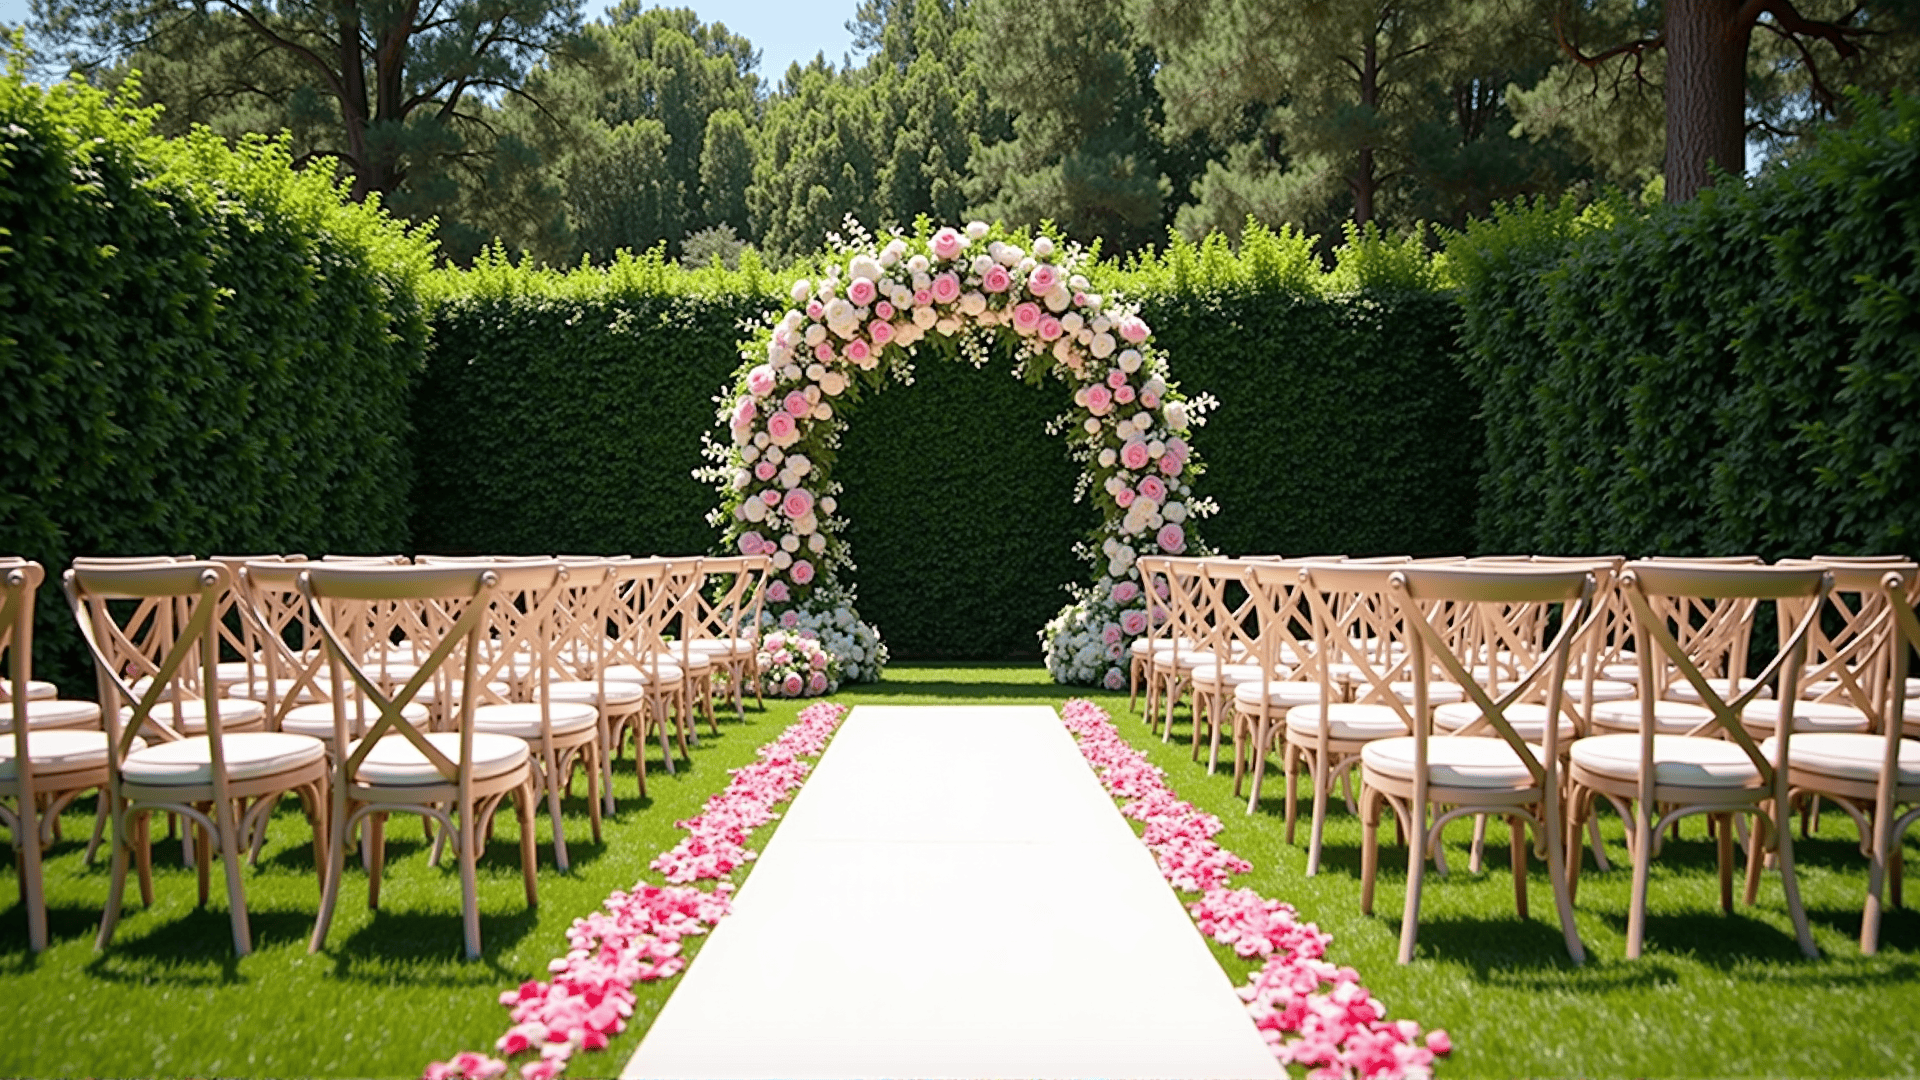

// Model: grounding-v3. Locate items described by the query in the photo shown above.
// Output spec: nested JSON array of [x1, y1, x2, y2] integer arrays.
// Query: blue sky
[[0, 1, 859, 81]]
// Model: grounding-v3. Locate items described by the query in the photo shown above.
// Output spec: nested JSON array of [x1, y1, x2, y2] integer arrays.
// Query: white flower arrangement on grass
[[756, 629, 843, 698]]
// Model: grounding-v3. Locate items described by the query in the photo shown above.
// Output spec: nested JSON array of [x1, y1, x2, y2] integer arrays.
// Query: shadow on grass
[[1804, 903, 1920, 954], [324, 907, 539, 984], [0, 902, 109, 967], [81, 906, 317, 986], [1409, 913, 1605, 976]]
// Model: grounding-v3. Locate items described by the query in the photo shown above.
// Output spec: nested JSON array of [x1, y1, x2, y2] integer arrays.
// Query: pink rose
[[1106, 370, 1127, 389], [790, 559, 814, 585], [914, 289, 933, 306], [869, 320, 894, 345], [806, 300, 824, 320], [780, 609, 799, 627], [782, 488, 814, 519], [931, 227, 965, 261], [1084, 385, 1113, 415], [1028, 264, 1059, 295], [783, 672, 805, 696], [808, 671, 829, 694], [848, 278, 876, 306], [767, 411, 797, 441], [1111, 580, 1139, 604], [982, 265, 1012, 293], [521, 1061, 558, 1080], [1121, 439, 1151, 470], [1102, 623, 1122, 645], [747, 364, 776, 396], [1157, 523, 1186, 554], [738, 531, 764, 555], [810, 650, 828, 669], [1012, 302, 1043, 333], [1038, 316, 1062, 341], [1159, 453, 1183, 476], [1139, 475, 1167, 503], [1119, 315, 1150, 342], [783, 390, 809, 416], [754, 460, 777, 481], [731, 398, 756, 427], [767, 581, 790, 604], [1427, 1030, 1452, 1055], [813, 341, 835, 362], [931, 272, 961, 304], [1114, 487, 1135, 508], [846, 338, 871, 364], [875, 300, 895, 320], [1115, 385, 1135, 404], [760, 489, 781, 507], [1140, 392, 1160, 409], [1121, 609, 1149, 636], [1103, 668, 1126, 691]]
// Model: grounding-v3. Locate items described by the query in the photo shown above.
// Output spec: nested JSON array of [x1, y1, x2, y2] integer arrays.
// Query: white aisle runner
[[622, 704, 1285, 1080]]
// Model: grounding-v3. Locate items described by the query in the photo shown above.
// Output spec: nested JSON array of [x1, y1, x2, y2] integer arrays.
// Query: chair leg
[[1283, 739, 1300, 844], [1305, 752, 1330, 876], [1469, 814, 1488, 874], [1566, 791, 1586, 907], [1398, 799, 1427, 964], [1587, 811, 1612, 873], [17, 793, 47, 952], [1626, 801, 1653, 960], [309, 800, 350, 955], [543, 754, 570, 873], [134, 812, 153, 908], [195, 820, 212, 908], [1543, 790, 1585, 964], [517, 782, 539, 908], [84, 790, 110, 865], [586, 747, 604, 844], [368, 813, 386, 910], [213, 797, 252, 957], [458, 806, 481, 961], [1360, 786, 1381, 915], [1771, 801, 1819, 958], [96, 814, 130, 951], [1715, 812, 1734, 914], [1510, 816, 1528, 921]]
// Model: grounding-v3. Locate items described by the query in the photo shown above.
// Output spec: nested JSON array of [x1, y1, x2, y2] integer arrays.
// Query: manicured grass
[[4, 664, 1918, 1078]]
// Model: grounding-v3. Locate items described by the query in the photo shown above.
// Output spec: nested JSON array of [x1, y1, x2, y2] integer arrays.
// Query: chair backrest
[[687, 555, 768, 647], [300, 563, 558, 786], [3, 559, 46, 781], [1620, 561, 1830, 781], [1299, 563, 1417, 724], [235, 560, 336, 730], [1196, 559, 1259, 666], [1392, 564, 1596, 778], [1784, 558, 1918, 714], [65, 561, 240, 792], [605, 558, 675, 677], [1243, 560, 1315, 682]]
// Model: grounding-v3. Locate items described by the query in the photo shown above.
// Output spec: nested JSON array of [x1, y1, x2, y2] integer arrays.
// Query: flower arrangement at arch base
[[699, 218, 1217, 691]]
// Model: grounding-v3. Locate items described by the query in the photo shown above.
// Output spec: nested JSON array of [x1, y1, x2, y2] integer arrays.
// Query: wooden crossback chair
[[683, 555, 770, 720], [301, 563, 544, 960], [68, 560, 328, 957]]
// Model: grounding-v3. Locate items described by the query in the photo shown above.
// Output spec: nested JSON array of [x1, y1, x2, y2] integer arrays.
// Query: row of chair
[[1131, 555, 1920, 962], [1, 553, 770, 958]]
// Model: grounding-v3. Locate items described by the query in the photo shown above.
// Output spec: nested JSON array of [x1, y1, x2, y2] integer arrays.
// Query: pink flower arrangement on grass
[[426, 702, 850, 1080], [1058, 699, 1450, 1080], [755, 630, 841, 698]]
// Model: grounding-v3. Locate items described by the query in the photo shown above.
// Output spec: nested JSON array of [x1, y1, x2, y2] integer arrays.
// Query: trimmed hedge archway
[[702, 222, 1217, 688]]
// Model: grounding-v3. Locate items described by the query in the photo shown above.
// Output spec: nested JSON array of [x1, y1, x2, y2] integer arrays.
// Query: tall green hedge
[[419, 228, 1478, 658], [0, 62, 434, 687], [1451, 92, 1920, 558]]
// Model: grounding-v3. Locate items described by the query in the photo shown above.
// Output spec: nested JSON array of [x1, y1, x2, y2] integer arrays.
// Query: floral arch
[[700, 221, 1216, 689]]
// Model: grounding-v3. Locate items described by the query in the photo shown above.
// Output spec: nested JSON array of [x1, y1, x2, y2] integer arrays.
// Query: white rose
[[908, 256, 929, 276], [1053, 338, 1078, 364], [784, 310, 805, 332], [773, 550, 793, 569], [753, 432, 769, 448], [966, 220, 990, 239], [972, 253, 995, 276], [782, 363, 801, 381], [806, 363, 826, 382], [820, 371, 848, 396], [936, 317, 961, 336], [960, 291, 987, 316], [1098, 448, 1117, 468], [743, 498, 767, 522], [1001, 246, 1024, 268], [849, 254, 883, 281], [1090, 333, 1115, 358], [1165, 401, 1189, 431], [1060, 313, 1084, 335], [804, 324, 826, 347], [740, 445, 759, 463], [1070, 274, 1089, 291], [1145, 376, 1167, 398], [1033, 237, 1055, 259], [808, 534, 826, 553], [732, 469, 751, 489], [766, 446, 784, 464], [1045, 285, 1071, 312], [1148, 439, 1166, 458], [813, 402, 833, 421], [913, 305, 938, 329], [793, 513, 817, 535], [1119, 348, 1142, 373], [789, 279, 812, 304], [1083, 417, 1102, 434], [824, 297, 855, 329], [821, 496, 837, 514], [1166, 501, 1187, 523]]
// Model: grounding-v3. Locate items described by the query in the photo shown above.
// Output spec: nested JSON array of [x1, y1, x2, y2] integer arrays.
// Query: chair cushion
[[1234, 681, 1324, 708], [1561, 679, 1636, 702], [2, 698, 103, 732], [1570, 733, 1760, 788], [1190, 662, 1268, 687], [604, 662, 685, 685], [688, 637, 755, 656], [0, 729, 144, 780], [471, 702, 600, 739], [1154, 645, 1219, 669], [1363, 736, 1542, 790], [347, 731, 529, 786], [411, 679, 513, 704], [1285, 703, 1408, 741], [1762, 732, 1920, 786], [1601, 663, 1641, 683], [1590, 699, 1715, 735], [228, 676, 325, 704], [281, 701, 430, 740], [1385, 681, 1466, 706], [0, 679, 59, 701], [545, 680, 647, 706], [119, 697, 267, 734], [123, 732, 325, 785], [1433, 701, 1577, 743], [213, 661, 260, 687], [1664, 677, 1773, 705], [1738, 699, 1871, 735]]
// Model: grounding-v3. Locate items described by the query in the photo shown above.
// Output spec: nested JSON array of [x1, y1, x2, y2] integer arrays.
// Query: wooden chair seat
[[1285, 702, 1406, 741], [1761, 733, 1920, 787], [1665, 677, 1772, 704], [604, 661, 685, 684], [0, 729, 143, 779], [228, 676, 326, 704], [1570, 733, 1760, 789], [280, 701, 430, 741], [2, 698, 102, 731], [117, 697, 266, 733], [1589, 698, 1713, 734], [1739, 699, 1871, 736], [344, 732, 528, 787], [1434, 701, 1577, 743], [1233, 680, 1321, 708], [1190, 661, 1266, 687], [1387, 680, 1467, 705], [1562, 678, 1636, 701], [472, 701, 599, 739], [122, 731, 325, 785], [412, 679, 513, 704], [0, 679, 58, 701], [544, 679, 647, 706], [1362, 735, 1545, 790]]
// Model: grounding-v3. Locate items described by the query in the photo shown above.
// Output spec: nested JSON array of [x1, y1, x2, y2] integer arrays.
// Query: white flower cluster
[[759, 596, 888, 684]]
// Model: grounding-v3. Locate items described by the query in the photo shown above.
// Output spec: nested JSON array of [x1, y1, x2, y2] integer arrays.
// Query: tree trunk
[[1353, 33, 1379, 226], [1664, 0, 1750, 201]]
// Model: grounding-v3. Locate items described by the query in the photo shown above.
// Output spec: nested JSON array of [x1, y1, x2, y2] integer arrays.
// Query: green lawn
[[4, 664, 1918, 1078]]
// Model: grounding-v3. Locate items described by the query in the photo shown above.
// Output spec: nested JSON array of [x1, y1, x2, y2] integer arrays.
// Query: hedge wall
[[1451, 91, 1920, 558], [418, 229, 1479, 659], [0, 65, 433, 688]]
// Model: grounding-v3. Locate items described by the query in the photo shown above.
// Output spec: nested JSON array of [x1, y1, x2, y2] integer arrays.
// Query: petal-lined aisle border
[[425, 701, 850, 1080], [1060, 699, 1452, 1080]]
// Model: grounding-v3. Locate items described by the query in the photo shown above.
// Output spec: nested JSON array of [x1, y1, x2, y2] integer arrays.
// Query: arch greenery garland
[[700, 221, 1217, 688]]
